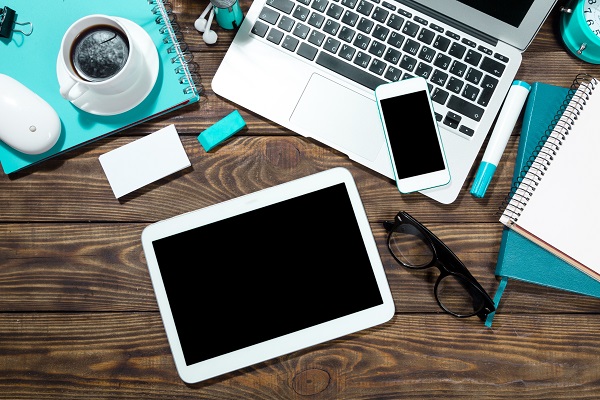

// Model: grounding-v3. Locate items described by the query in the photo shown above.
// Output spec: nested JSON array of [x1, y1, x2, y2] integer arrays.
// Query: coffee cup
[[58, 15, 145, 104]]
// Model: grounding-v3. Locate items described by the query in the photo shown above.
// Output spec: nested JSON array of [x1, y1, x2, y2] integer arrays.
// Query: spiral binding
[[498, 73, 597, 223], [148, 0, 202, 96]]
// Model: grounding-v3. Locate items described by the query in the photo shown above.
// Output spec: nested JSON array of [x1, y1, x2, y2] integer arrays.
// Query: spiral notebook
[[0, 0, 200, 174], [499, 74, 600, 281]]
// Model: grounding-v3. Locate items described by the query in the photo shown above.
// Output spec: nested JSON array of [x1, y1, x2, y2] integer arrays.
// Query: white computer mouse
[[0, 73, 61, 154]]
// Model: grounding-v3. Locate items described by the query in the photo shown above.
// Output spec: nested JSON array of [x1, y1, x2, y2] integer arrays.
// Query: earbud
[[202, 8, 218, 45], [194, 3, 214, 33]]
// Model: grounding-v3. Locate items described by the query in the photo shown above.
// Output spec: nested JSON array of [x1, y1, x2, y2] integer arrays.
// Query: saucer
[[56, 17, 159, 116]]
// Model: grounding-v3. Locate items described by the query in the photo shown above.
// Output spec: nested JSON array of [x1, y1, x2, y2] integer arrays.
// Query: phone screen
[[379, 90, 446, 180]]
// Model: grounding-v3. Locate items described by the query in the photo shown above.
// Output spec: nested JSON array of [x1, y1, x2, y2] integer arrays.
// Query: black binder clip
[[0, 6, 33, 38]]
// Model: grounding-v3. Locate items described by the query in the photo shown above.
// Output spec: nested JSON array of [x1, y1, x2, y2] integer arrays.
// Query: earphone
[[194, 3, 218, 44], [194, 3, 212, 32]]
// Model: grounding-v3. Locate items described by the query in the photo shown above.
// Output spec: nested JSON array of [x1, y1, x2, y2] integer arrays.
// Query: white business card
[[99, 124, 191, 198]]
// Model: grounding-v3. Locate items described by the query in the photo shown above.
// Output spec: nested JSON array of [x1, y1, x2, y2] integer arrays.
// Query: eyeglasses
[[383, 211, 495, 320]]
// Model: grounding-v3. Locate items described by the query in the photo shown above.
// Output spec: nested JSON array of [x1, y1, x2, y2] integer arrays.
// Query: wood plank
[[0, 313, 599, 399], [2, 221, 600, 314], [0, 136, 518, 222]]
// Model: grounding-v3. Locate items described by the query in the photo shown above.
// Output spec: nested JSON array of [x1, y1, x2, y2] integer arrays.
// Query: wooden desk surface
[[2, 1, 600, 398]]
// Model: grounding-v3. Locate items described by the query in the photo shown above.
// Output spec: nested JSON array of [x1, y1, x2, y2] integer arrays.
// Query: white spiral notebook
[[499, 74, 600, 281]]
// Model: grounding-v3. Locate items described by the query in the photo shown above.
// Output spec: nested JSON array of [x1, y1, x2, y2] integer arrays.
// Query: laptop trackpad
[[290, 74, 383, 161]]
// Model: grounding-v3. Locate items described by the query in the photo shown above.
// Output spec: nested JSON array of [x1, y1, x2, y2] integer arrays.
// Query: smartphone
[[375, 77, 451, 193]]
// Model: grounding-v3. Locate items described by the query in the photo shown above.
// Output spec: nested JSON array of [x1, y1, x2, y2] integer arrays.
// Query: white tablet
[[141, 167, 395, 384]]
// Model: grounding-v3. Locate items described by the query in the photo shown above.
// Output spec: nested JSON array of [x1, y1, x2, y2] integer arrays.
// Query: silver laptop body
[[213, 0, 557, 204]]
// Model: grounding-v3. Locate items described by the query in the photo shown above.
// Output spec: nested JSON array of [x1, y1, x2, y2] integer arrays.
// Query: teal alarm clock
[[560, 0, 600, 64]]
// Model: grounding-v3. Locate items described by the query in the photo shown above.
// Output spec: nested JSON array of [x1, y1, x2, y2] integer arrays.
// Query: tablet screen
[[151, 182, 384, 366]]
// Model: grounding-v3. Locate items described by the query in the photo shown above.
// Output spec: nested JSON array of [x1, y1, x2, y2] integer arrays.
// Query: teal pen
[[470, 80, 531, 198]]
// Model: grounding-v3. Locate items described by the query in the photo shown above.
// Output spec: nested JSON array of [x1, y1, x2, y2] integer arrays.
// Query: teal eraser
[[198, 110, 246, 151], [470, 161, 497, 198]]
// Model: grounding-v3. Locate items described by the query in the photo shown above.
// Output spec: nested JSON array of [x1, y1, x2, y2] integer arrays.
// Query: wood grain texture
[[1, 0, 600, 398]]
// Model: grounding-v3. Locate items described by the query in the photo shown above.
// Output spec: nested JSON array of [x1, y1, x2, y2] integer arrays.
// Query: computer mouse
[[0, 73, 61, 154]]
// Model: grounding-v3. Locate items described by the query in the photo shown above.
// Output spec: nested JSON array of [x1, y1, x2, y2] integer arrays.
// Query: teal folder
[[0, 0, 200, 174], [493, 82, 600, 309]]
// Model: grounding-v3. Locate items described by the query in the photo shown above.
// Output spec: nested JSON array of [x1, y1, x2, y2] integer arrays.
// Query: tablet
[[141, 167, 395, 383]]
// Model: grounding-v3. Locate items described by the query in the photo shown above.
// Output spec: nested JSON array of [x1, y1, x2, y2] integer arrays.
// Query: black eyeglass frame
[[383, 211, 496, 320]]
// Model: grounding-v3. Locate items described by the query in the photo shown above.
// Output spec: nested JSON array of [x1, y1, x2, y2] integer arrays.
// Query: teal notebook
[[0, 0, 200, 174], [486, 81, 600, 326]]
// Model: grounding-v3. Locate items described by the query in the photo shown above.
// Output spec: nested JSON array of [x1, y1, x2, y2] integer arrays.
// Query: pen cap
[[470, 161, 496, 198]]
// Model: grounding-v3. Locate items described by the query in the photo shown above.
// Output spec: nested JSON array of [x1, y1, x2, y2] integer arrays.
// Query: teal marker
[[470, 80, 531, 198]]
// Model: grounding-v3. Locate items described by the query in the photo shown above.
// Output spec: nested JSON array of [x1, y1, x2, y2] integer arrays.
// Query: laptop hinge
[[394, 0, 498, 47]]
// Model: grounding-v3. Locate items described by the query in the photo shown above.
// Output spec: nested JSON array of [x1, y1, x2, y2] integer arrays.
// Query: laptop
[[212, 0, 557, 204]]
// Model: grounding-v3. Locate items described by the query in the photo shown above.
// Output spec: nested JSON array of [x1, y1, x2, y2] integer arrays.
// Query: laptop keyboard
[[250, 0, 510, 138]]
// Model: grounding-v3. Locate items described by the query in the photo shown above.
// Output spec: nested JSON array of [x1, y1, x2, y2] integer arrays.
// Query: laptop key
[[386, 14, 404, 30], [260, 7, 281, 24], [480, 56, 505, 77], [387, 31, 404, 48], [464, 49, 482, 66], [267, 28, 285, 44], [278, 16, 295, 31], [384, 66, 402, 81], [316, 51, 386, 90], [324, 37, 341, 53], [433, 35, 450, 51], [369, 59, 387, 75], [447, 95, 483, 121], [356, 0, 374, 16], [459, 125, 475, 137], [293, 22, 310, 39], [308, 12, 325, 28], [449, 42, 466, 58], [417, 28, 435, 45], [431, 87, 449, 105], [297, 42, 319, 60], [268, 0, 295, 14], [323, 19, 341, 35], [402, 21, 419, 37], [282, 35, 300, 51], [338, 26, 356, 42], [357, 17, 374, 34], [342, 10, 359, 26], [293, 5, 310, 21], [443, 111, 461, 128], [308, 30, 326, 46], [327, 3, 344, 19], [430, 69, 448, 86], [339, 44, 357, 60], [354, 51, 371, 67], [478, 74, 498, 107], [371, 7, 389, 23], [353, 33, 371, 49], [312, 0, 329, 12], [465, 67, 483, 84], [251, 21, 269, 37], [399, 54, 416, 71]]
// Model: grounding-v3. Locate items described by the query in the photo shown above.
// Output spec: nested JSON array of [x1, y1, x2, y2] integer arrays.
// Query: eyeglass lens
[[388, 223, 433, 268], [388, 224, 485, 317]]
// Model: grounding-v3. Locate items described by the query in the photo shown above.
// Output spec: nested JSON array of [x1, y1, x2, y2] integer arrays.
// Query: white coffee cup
[[58, 15, 144, 104]]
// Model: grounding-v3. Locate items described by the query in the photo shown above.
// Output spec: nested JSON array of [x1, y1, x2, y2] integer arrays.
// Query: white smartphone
[[375, 77, 451, 193]]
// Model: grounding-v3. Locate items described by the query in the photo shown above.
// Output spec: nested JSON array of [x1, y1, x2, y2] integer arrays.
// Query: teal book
[[0, 0, 200, 174], [494, 81, 600, 305]]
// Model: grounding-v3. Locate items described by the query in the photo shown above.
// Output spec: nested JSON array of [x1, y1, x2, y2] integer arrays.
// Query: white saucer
[[56, 17, 159, 116]]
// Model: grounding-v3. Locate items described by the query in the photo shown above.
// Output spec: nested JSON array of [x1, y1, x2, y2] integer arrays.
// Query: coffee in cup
[[70, 24, 129, 82], [58, 15, 144, 104]]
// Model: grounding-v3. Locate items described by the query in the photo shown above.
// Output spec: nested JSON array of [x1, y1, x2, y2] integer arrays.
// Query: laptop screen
[[456, 0, 533, 28], [416, 0, 557, 51]]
